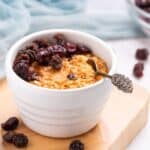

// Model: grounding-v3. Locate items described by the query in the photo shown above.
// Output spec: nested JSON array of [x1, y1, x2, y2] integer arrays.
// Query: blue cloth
[[0, 0, 145, 49], [0, 0, 145, 78]]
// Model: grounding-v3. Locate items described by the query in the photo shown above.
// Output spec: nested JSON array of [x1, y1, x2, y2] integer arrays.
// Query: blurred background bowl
[[126, 0, 150, 36]]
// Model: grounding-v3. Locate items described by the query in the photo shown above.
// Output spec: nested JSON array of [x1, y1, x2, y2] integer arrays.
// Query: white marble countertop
[[87, 0, 150, 149], [108, 38, 150, 150], [108, 38, 150, 91]]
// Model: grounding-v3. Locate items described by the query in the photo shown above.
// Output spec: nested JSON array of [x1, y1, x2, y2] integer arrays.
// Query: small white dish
[[5, 29, 116, 138]]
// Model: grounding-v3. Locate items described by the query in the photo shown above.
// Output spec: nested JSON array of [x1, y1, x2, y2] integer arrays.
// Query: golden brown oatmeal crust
[[30, 54, 108, 89]]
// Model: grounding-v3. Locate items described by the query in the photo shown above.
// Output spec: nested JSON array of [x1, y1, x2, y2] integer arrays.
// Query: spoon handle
[[96, 71, 112, 79], [87, 59, 112, 79]]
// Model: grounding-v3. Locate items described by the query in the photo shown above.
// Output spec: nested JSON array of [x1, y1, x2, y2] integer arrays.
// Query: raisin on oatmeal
[[13, 34, 108, 89]]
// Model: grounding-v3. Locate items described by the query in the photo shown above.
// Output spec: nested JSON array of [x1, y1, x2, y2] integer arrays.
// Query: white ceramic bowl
[[5, 29, 116, 138]]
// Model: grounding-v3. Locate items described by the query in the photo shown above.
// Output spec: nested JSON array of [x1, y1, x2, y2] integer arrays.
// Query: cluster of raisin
[[133, 48, 149, 78], [1, 117, 28, 148], [13, 34, 91, 81], [1, 117, 86, 149], [135, 0, 150, 13]]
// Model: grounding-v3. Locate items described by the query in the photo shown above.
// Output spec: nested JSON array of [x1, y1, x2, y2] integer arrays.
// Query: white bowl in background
[[126, 0, 150, 36], [5, 29, 116, 138]]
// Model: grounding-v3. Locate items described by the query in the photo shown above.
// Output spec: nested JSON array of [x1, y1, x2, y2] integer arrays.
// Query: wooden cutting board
[[0, 80, 149, 150]]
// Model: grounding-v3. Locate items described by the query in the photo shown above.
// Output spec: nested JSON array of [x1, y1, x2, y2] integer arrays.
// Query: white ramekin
[[5, 29, 116, 138]]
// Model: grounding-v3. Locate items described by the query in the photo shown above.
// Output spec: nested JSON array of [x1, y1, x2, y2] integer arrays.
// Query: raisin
[[67, 73, 76, 80], [134, 70, 143, 78], [133, 63, 144, 78], [50, 54, 62, 70], [69, 140, 84, 150], [135, 0, 150, 8], [135, 0, 150, 12], [53, 33, 66, 45], [33, 39, 48, 48], [26, 43, 38, 51], [3, 131, 15, 143], [135, 48, 149, 61], [35, 49, 50, 66], [65, 42, 77, 54], [15, 53, 30, 62], [14, 59, 30, 67], [15, 49, 36, 65], [134, 62, 144, 71], [13, 62, 30, 81], [25, 49, 36, 62], [14, 54, 30, 66], [77, 45, 91, 54], [1, 117, 19, 131], [12, 133, 28, 148], [135, 0, 146, 7], [48, 45, 66, 57], [143, 7, 150, 12], [141, 16, 150, 23]]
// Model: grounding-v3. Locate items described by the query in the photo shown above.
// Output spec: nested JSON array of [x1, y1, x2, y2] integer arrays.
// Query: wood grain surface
[[0, 80, 149, 150]]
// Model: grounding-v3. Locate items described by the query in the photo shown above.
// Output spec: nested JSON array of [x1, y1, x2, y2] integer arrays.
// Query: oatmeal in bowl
[[5, 29, 116, 137], [13, 34, 108, 89]]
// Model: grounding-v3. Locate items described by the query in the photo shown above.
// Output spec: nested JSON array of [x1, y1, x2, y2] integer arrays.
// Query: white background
[[87, 0, 150, 149], [87, 0, 127, 14]]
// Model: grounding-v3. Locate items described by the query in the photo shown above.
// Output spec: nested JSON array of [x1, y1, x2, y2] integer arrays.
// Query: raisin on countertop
[[12, 133, 28, 148], [3, 132, 15, 143], [1, 117, 19, 131], [135, 48, 149, 61], [133, 62, 144, 78]]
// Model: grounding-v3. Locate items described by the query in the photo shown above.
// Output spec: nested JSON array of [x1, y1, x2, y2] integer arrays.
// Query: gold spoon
[[87, 59, 133, 93]]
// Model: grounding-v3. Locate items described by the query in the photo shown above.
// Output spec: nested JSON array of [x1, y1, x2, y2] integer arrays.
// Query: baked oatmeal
[[13, 34, 108, 89]]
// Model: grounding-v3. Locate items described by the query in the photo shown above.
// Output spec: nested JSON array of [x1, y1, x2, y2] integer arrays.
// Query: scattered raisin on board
[[12, 133, 28, 148], [3, 132, 15, 143], [1, 117, 19, 131], [69, 140, 84, 150], [1, 117, 29, 148]]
